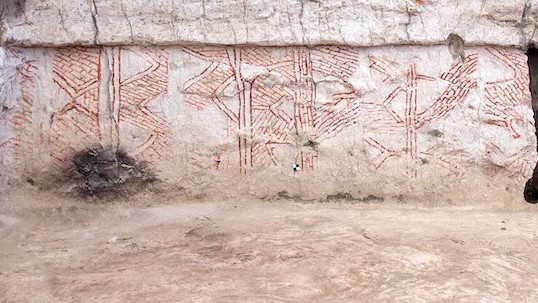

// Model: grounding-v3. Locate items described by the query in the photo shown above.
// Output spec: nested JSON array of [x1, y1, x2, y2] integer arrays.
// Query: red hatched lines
[[50, 47, 171, 164], [50, 48, 102, 163], [311, 47, 360, 81], [1, 50, 37, 169], [364, 137, 399, 169], [416, 54, 478, 127], [481, 48, 535, 179], [53, 49, 101, 95], [484, 48, 532, 138], [118, 48, 170, 161], [486, 143, 535, 179], [183, 46, 362, 172], [369, 56, 404, 83], [366, 54, 478, 177], [184, 62, 234, 111]]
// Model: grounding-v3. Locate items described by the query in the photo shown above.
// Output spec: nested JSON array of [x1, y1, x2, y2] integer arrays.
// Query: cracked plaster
[[0, 0, 537, 48]]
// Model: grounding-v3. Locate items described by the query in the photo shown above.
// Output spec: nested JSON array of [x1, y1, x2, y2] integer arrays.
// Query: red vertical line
[[297, 80, 303, 168], [411, 66, 418, 160], [110, 50, 116, 142], [117, 48, 123, 124], [117, 48, 122, 136], [229, 48, 247, 173], [301, 48, 308, 131], [238, 136, 243, 172], [96, 47, 103, 143], [237, 49, 246, 132], [249, 79, 254, 167], [111, 53, 115, 111], [228, 48, 241, 172], [239, 50, 249, 169], [110, 47, 122, 149], [404, 65, 412, 159], [243, 102, 247, 169], [293, 49, 300, 127]]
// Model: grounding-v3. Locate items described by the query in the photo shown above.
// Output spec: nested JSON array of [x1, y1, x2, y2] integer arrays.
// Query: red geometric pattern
[[183, 46, 361, 173], [368, 56, 404, 83], [50, 47, 170, 164], [0, 48, 37, 172], [8, 56, 37, 164], [483, 47, 535, 179], [50, 47, 102, 163], [486, 143, 535, 180], [117, 48, 170, 161], [2, 46, 533, 183], [366, 54, 478, 177], [484, 47, 532, 138]]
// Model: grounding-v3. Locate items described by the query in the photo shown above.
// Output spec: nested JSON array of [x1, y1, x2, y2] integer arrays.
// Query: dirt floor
[[2, 187, 538, 302]]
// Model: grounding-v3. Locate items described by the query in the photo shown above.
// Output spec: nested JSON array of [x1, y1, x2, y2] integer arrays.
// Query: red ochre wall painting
[[366, 53, 478, 177], [183, 46, 362, 173], [50, 48, 102, 163], [484, 48, 532, 138], [0, 48, 37, 174], [183, 46, 534, 178], [483, 48, 535, 179], [50, 47, 170, 164], [1, 46, 534, 180]]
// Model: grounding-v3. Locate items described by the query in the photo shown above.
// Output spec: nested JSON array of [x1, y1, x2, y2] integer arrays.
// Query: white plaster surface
[[0, 45, 535, 199], [0, 0, 536, 48]]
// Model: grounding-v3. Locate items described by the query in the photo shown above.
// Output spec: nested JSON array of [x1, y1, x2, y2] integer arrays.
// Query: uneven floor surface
[[1, 188, 538, 302]]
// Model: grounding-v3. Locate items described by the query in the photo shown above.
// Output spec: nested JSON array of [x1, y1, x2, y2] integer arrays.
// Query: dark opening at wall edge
[[524, 46, 538, 203]]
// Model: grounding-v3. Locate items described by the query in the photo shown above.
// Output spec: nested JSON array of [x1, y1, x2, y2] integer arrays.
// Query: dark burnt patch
[[70, 146, 157, 199]]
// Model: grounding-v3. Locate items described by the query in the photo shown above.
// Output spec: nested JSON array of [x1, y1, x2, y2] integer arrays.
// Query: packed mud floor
[[2, 188, 538, 302]]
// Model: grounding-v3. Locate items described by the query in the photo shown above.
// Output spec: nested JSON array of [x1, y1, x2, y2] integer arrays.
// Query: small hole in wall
[[524, 45, 538, 203]]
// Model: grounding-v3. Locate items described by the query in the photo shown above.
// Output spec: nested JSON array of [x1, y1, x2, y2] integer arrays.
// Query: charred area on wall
[[524, 46, 538, 203], [69, 146, 158, 199]]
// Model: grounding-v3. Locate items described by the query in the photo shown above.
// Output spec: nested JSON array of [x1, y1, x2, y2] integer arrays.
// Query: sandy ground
[[2, 188, 538, 302]]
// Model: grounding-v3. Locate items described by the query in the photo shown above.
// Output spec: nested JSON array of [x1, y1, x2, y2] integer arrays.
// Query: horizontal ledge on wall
[[0, 40, 534, 50], [0, 0, 536, 49]]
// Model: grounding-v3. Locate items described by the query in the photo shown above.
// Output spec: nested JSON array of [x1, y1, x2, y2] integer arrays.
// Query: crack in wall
[[90, 0, 99, 45], [298, 0, 306, 45], [520, 0, 532, 48], [57, 8, 69, 36], [119, 0, 133, 43], [404, 1, 412, 41], [1, 0, 537, 47], [241, 0, 249, 42]]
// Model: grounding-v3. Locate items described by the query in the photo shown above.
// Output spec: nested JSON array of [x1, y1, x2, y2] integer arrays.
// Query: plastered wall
[[0, 45, 535, 200]]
